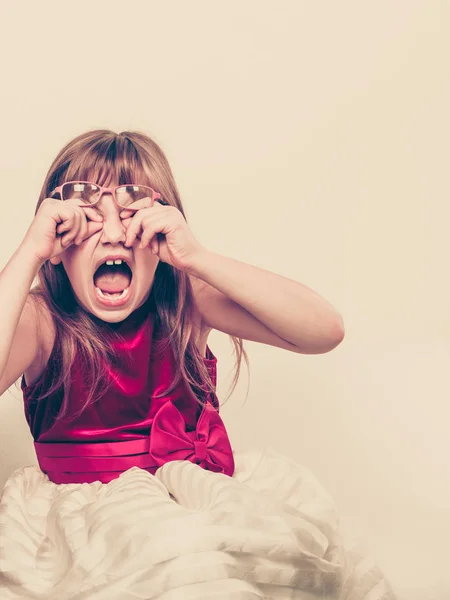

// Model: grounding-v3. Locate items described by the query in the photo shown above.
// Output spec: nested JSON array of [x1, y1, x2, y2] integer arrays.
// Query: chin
[[94, 308, 133, 323]]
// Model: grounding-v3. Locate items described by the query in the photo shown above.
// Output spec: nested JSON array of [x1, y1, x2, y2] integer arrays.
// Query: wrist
[[183, 248, 215, 277], [18, 241, 46, 271]]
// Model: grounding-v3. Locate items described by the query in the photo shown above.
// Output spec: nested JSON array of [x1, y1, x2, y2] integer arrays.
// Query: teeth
[[95, 287, 129, 300], [105, 259, 123, 266]]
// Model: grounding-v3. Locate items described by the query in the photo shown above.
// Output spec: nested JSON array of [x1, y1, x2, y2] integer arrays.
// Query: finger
[[150, 237, 159, 254], [125, 228, 138, 248], [120, 216, 133, 229], [80, 205, 104, 222], [56, 221, 69, 234], [139, 226, 157, 249], [74, 207, 90, 244], [56, 212, 76, 237], [124, 213, 145, 247], [120, 200, 165, 222], [60, 212, 82, 247], [125, 210, 166, 247], [55, 206, 83, 236], [119, 196, 155, 218], [63, 199, 103, 223], [64, 209, 89, 247], [149, 232, 160, 254], [60, 231, 73, 247], [75, 221, 103, 245]]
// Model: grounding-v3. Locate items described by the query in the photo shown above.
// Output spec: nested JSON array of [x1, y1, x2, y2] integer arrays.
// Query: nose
[[97, 193, 127, 245], [101, 216, 127, 245]]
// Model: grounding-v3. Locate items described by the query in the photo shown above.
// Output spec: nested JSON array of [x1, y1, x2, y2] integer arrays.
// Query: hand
[[22, 197, 104, 265], [119, 198, 206, 271]]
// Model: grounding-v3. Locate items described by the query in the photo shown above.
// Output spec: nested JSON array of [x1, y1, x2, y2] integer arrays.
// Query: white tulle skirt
[[0, 447, 395, 599]]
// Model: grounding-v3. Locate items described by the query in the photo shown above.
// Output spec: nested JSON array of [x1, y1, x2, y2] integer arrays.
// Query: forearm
[[0, 243, 43, 377], [186, 250, 344, 350]]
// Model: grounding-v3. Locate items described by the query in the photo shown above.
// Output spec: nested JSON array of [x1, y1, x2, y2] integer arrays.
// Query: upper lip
[[93, 254, 133, 274]]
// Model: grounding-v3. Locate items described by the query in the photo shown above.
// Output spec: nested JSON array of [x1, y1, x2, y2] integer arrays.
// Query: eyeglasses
[[50, 181, 164, 208]]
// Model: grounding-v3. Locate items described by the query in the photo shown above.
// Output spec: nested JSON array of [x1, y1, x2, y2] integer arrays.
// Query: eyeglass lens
[[61, 183, 154, 207]]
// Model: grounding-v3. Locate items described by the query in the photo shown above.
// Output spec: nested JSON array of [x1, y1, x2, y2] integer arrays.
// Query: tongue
[[94, 265, 131, 293]]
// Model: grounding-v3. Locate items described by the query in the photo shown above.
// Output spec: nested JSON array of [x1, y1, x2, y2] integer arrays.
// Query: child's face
[[50, 185, 159, 322]]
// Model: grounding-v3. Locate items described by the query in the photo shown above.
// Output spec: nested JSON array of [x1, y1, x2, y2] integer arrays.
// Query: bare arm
[[188, 251, 344, 354], [0, 243, 44, 396]]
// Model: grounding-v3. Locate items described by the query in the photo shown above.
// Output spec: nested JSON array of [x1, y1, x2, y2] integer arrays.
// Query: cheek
[[66, 266, 83, 289], [61, 252, 87, 286], [137, 246, 159, 265], [134, 253, 159, 286]]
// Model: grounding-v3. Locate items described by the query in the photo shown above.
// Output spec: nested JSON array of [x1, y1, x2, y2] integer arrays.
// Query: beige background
[[0, 2, 448, 598]]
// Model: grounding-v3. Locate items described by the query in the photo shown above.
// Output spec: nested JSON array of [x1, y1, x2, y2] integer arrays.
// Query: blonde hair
[[23, 129, 248, 422]]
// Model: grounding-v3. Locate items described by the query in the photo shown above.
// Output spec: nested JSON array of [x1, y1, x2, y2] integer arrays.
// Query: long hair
[[23, 130, 248, 422]]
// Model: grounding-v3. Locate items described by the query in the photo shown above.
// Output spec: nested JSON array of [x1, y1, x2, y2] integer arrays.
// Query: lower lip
[[93, 278, 134, 307]]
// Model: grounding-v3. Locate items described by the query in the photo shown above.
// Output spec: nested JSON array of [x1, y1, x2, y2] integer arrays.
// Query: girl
[[0, 130, 395, 599]]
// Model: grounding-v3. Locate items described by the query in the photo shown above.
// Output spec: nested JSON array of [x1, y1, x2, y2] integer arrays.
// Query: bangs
[[62, 136, 153, 188]]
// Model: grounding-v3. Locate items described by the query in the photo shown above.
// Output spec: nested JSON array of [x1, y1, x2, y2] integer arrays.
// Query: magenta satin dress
[[21, 300, 235, 484]]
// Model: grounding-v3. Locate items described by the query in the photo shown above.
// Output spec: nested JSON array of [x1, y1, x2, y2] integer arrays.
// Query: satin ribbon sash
[[34, 400, 234, 479]]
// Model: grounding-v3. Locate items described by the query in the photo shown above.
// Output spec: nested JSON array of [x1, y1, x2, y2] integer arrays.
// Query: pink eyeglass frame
[[50, 181, 165, 207]]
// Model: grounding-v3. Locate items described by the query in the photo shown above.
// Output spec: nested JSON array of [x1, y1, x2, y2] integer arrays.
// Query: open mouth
[[93, 259, 133, 303]]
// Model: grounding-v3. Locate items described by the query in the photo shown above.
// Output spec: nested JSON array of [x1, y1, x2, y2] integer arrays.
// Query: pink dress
[[21, 299, 235, 484], [3, 301, 394, 598]]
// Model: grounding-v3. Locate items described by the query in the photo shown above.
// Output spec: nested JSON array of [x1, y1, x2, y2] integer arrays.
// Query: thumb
[[81, 206, 103, 223], [87, 221, 104, 236]]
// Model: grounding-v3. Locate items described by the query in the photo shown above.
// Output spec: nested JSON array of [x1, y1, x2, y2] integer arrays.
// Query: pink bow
[[149, 401, 234, 476]]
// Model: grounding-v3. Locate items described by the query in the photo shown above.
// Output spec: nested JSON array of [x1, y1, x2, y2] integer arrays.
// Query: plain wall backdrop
[[0, 2, 448, 598]]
